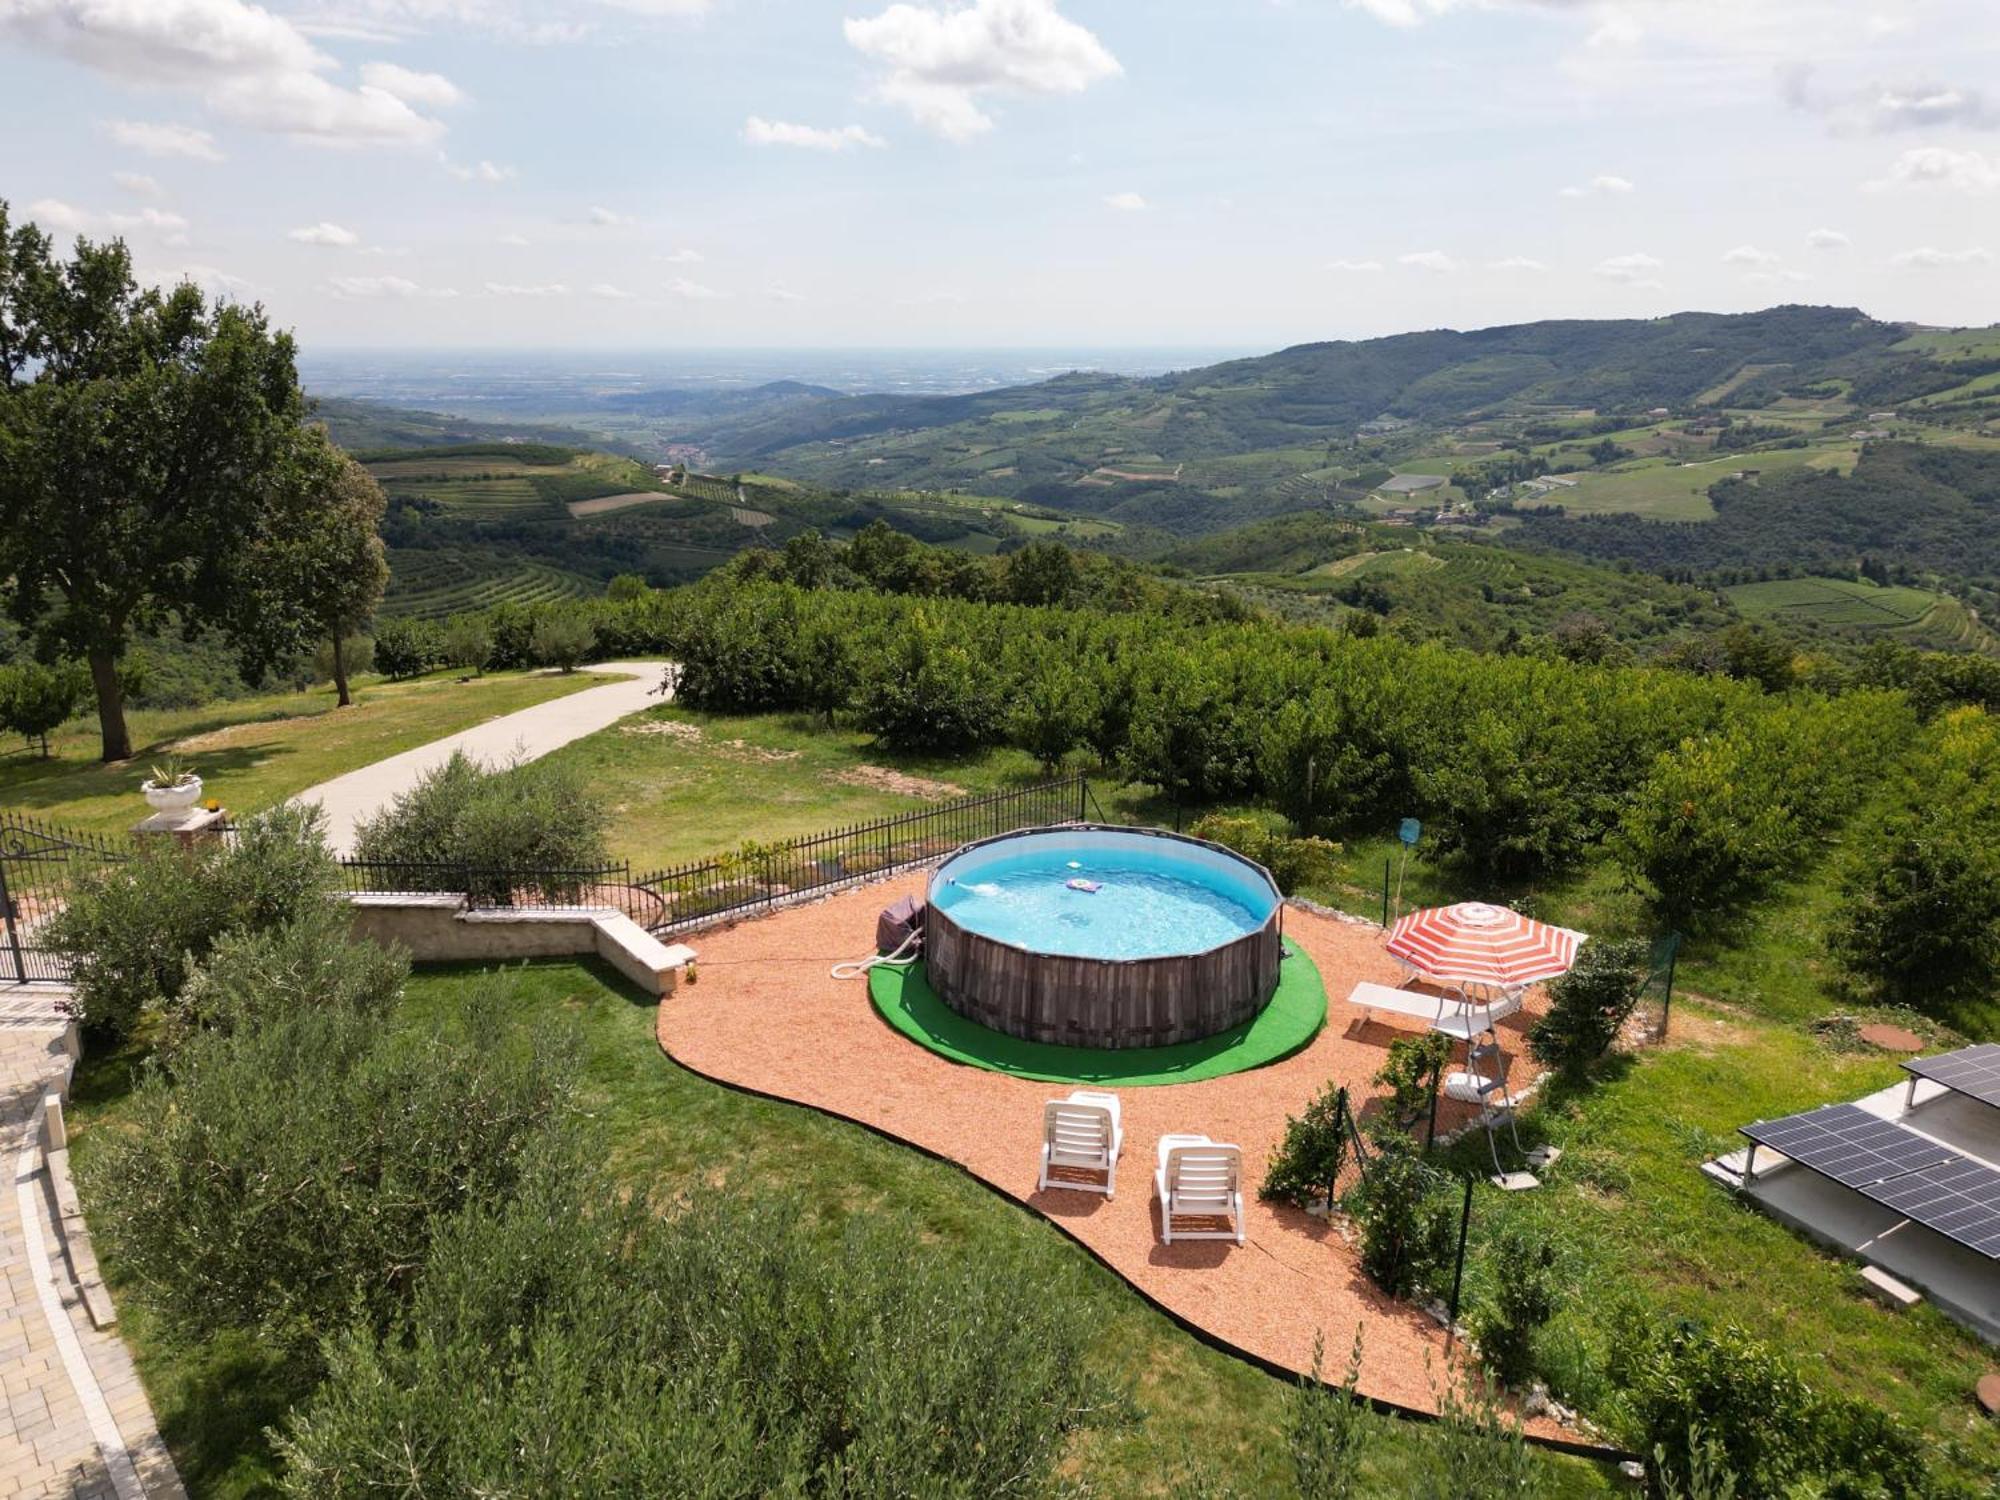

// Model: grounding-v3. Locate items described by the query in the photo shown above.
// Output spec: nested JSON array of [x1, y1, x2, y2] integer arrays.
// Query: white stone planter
[[141, 776, 203, 813]]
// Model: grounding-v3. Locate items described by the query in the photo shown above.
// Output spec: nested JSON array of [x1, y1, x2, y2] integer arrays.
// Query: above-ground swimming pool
[[925, 826, 1284, 1049]]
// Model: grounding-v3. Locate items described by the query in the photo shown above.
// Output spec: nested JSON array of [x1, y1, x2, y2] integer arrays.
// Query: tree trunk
[[332, 633, 351, 708], [87, 647, 131, 762]]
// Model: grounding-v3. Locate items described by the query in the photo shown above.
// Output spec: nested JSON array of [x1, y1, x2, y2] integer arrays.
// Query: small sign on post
[[1393, 818, 1420, 921]]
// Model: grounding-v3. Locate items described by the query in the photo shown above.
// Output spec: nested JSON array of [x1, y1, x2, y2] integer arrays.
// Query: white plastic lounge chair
[[1154, 1134, 1245, 1245], [1038, 1090, 1123, 1199]]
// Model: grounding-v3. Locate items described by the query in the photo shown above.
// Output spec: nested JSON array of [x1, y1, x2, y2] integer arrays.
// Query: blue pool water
[[931, 835, 1276, 960]]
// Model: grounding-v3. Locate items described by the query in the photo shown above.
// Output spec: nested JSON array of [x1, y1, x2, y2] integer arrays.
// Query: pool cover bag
[[877, 895, 925, 955]]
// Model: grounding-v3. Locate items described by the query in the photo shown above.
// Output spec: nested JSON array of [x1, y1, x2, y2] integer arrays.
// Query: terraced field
[[381, 475, 556, 519], [381, 550, 599, 618], [1726, 575, 2000, 654], [1535, 442, 1858, 521]]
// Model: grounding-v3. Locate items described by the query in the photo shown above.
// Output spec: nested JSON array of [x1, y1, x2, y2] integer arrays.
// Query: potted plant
[[140, 755, 203, 813]]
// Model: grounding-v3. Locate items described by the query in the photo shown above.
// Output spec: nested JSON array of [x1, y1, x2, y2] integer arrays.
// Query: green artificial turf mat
[[868, 940, 1327, 1086]]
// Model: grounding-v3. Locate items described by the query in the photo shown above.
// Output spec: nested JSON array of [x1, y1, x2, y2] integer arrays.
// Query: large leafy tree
[[255, 449, 389, 707], [0, 203, 340, 759]]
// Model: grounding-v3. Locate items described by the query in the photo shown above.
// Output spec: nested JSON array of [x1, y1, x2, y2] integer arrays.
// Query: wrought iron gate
[[0, 813, 126, 984]]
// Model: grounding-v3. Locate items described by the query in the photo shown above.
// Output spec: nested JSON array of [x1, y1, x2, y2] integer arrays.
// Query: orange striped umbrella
[[1385, 901, 1584, 992]]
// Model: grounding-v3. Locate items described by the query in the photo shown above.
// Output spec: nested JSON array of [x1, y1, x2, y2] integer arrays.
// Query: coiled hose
[[830, 927, 924, 981]]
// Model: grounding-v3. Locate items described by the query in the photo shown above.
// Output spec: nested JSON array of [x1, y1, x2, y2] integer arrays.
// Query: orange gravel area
[[659, 877, 1571, 1437]]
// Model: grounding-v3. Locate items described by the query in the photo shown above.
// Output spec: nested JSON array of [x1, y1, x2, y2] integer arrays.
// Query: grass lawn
[[1281, 835, 2000, 1483], [0, 669, 600, 839], [538, 702, 1162, 867], [70, 958, 1617, 1498], [1537, 443, 1856, 522]]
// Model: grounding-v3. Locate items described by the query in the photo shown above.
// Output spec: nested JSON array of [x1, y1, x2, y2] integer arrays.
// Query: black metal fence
[[337, 857, 641, 913], [631, 774, 1089, 935], [0, 812, 128, 983]]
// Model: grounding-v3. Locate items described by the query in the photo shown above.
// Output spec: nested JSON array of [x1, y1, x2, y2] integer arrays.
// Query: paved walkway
[[293, 661, 673, 856], [0, 989, 182, 1498]]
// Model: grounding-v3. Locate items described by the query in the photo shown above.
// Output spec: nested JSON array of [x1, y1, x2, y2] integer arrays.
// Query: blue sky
[[2, 0, 1996, 349]]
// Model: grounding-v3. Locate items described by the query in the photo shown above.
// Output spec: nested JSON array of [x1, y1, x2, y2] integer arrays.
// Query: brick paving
[[0, 990, 182, 1499]]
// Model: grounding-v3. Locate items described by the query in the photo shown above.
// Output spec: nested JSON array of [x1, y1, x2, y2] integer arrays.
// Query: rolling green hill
[[1724, 575, 2000, 655]]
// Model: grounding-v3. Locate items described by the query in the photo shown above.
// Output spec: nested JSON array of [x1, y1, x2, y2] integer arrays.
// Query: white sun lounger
[[1154, 1134, 1244, 1245], [1345, 981, 1522, 1039], [1038, 1090, 1123, 1199]]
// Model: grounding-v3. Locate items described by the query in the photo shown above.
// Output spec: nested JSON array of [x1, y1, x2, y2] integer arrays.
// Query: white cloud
[[104, 119, 223, 161], [288, 220, 360, 246], [769, 283, 805, 302], [666, 276, 725, 299], [1891, 246, 1993, 269], [112, 170, 162, 197], [497, 232, 531, 246], [1558, 173, 1635, 198], [1876, 146, 2000, 194], [444, 157, 516, 183], [1326, 258, 1383, 272], [1398, 250, 1459, 273], [329, 273, 421, 297], [1806, 227, 1850, 250], [1488, 256, 1548, 271], [28, 198, 189, 242], [1594, 251, 1665, 288], [26, 198, 88, 233], [176, 262, 254, 297], [1784, 66, 1997, 133], [844, 0, 1121, 142], [589, 205, 632, 226], [742, 116, 886, 150], [659, 247, 703, 263], [1104, 190, 1146, 211], [588, 282, 635, 299], [484, 281, 571, 296], [1721, 244, 1781, 267], [358, 61, 464, 108], [8, 0, 452, 147]]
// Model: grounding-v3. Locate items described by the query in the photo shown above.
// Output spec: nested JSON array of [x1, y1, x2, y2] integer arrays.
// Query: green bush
[[1287, 1331, 1374, 1500], [1408, 1373, 1536, 1498], [275, 1183, 1101, 1497], [1526, 937, 1648, 1077], [857, 613, 1002, 754], [1189, 812, 1342, 896], [0, 658, 87, 756], [80, 988, 579, 1364], [1261, 1080, 1355, 1211], [1468, 1226, 1560, 1389], [1345, 1132, 1458, 1301], [1008, 658, 1094, 773], [1374, 1032, 1452, 1126], [441, 613, 492, 676], [163, 904, 407, 1054], [46, 804, 337, 1040], [530, 611, 597, 673], [351, 751, 610, 897], [310, 635, 374, 685], [1608, 1316, 1935, 1498], [371, 615, 440, 679]]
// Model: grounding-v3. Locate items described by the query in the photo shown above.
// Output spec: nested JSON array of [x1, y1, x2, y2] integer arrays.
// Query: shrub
[[163, 904, 407, 1055], [1408, 1371, 1536, 1499], [605, 572, 649, 602], [1009, 659, 1094, 774], [1262, 1081, 1355, 1210], [1526, 937, 1648, 1077], [352, 751, 610, 897], [46, 803, 337, 1040], [0, 658, 87, 756], [1287, 1331, 1374, 1500], [1608, 1316, 1934, 1498], [1375, 1032, 1452, 1127], [530, 611, 597, 673], [1189, 813, 1343, 896], [372, 615, 440, 679], [311, 635, 374, 685], [1468, 1226, 1560, 1389], [442, 613, 493, 676], [275, 1183, 1100, 1497], [80, 987, 579, 1364], [1346, 1132, 1457, 1300], [857, 614, 1002, 754]]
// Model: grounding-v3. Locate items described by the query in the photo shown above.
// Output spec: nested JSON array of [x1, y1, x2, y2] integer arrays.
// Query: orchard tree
[[254, 447, 388, 707], [0, 204, 347, 759], [0, 659, 87, 757]]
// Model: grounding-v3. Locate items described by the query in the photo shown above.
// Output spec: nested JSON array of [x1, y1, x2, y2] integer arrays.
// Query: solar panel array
[[1903, 1042, 2000, 1111], [1740, 1102, 2000, 1258]]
